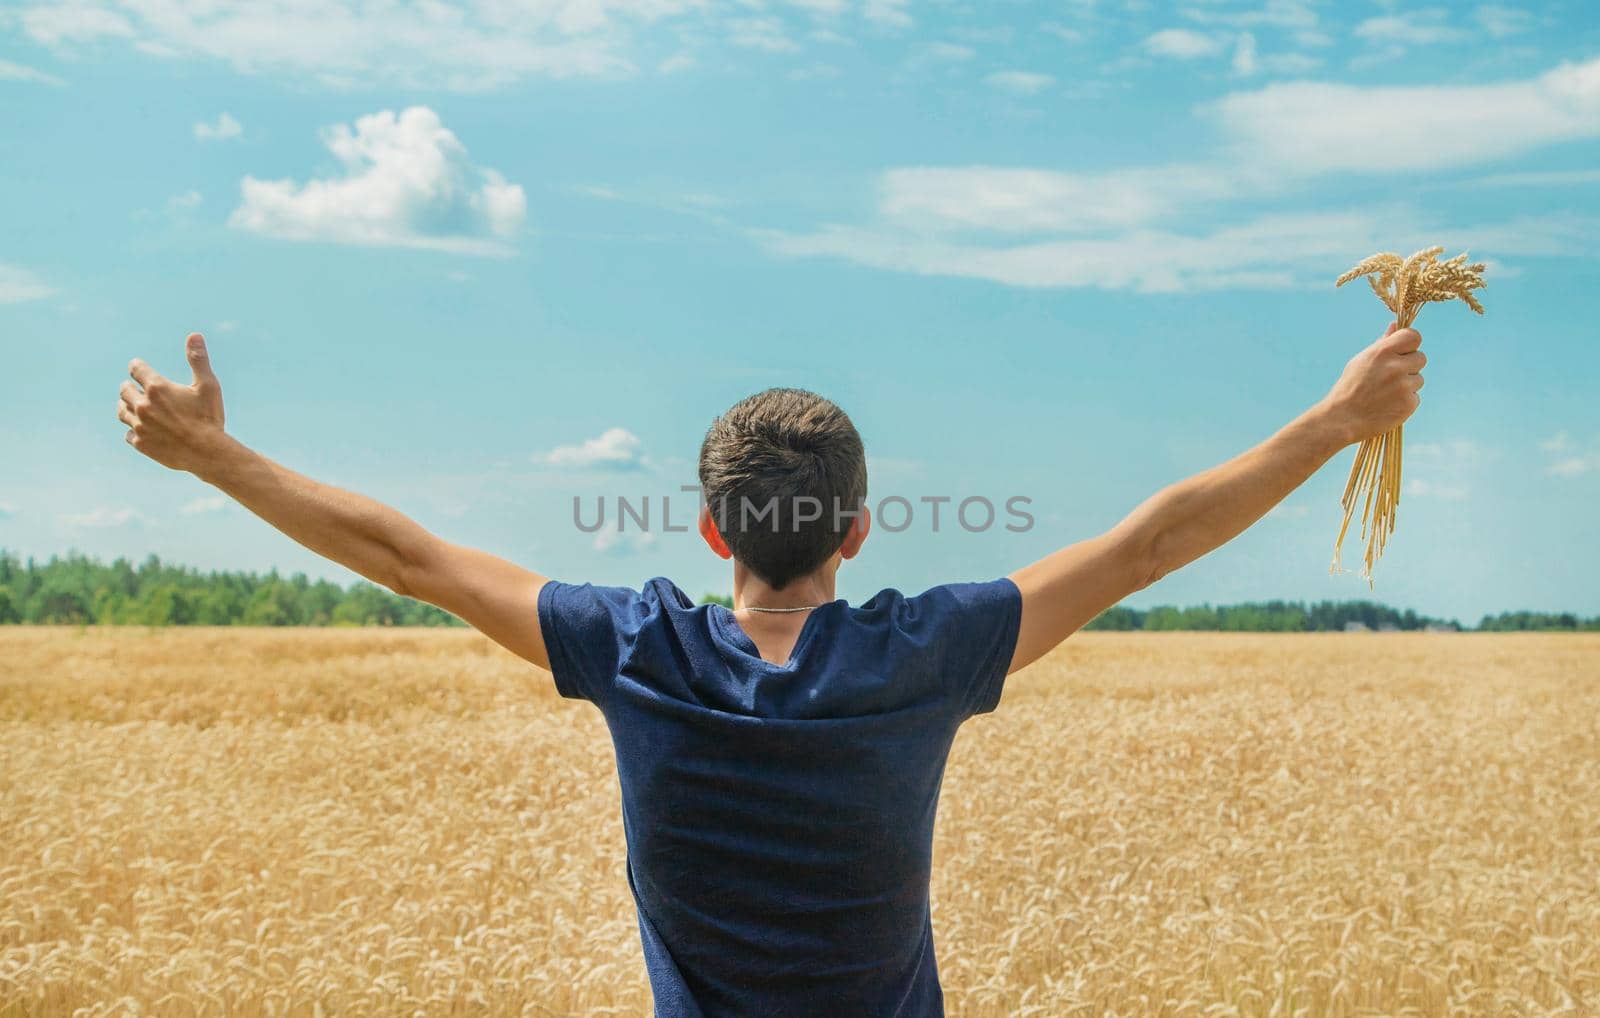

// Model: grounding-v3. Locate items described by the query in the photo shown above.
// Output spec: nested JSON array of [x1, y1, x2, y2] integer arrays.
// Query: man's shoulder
[[854, 577, 1020, 618], [545, 576, 686, 604], [639, 576, 700, 609]]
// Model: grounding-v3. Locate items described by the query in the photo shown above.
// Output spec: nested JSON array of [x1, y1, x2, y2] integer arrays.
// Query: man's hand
[[118, 332, 227, 473], [1316, 322, 1426, 446]]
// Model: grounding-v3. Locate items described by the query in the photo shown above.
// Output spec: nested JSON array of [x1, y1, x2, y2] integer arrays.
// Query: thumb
[[186, 332, 219, 390], [1383, 320, 1399, 336]]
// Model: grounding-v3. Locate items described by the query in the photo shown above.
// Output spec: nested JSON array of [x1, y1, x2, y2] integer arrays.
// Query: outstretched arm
[[1006, 322, 1426, 674], [117, 333, 551, 669]]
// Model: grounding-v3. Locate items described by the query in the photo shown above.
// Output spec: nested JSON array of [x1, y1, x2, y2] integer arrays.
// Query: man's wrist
[[192, 432, 253, 488], [1298, 399, 1356, 458]]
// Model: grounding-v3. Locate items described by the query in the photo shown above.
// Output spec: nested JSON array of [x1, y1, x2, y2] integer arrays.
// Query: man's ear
[[838, 503, 871, 560], [699, 506, 733, 560]]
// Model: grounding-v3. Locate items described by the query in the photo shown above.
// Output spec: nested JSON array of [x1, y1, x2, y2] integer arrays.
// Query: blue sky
[[1, 0, 1597, 623]]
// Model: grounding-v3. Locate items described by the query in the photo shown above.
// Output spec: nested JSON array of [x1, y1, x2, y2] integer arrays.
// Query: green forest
[[1079, 602, 1598, 632], [0, 552, 459, 627], [2, 552, 1595, 631]]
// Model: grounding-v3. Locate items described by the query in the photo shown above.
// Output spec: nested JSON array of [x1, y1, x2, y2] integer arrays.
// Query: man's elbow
[[383, 532, 435, 601], [1134, 529, 1172, 591], [1133, 559, 1166, 593], [1110, 499, 1174, 593], [388, 544, 436, 602], [386, 565, 416, 600]]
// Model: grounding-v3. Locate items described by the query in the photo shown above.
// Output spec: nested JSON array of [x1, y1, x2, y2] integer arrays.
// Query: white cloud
[[790, 62, 842, 81], [1041, 23, 1085, 45], [1143, 28, 1223, 59], [1463, 168, 1600, 188], [1180, 0, 1321, 34], [1408, 439, 1484, 468], [727, 17, 798, 53], [659, 52, 697, 73], [877, 164, 1246, 234], [1401, 442, 1481, 501], [984, 70, 1055, 95], [786, 0, 848, 15], [593, 528, 657, 555], [1443, 215, 1598, 258], [167, 190, 202, 211], [1208, 57, 1600, 173], [537, 427, 647, 470], [0, 264, 54, 303], [864, 0, 912, 29], [7, 0, 918, 87], [1404, 479, 1469, 500], [921, 42, 975, 62], [763, 203, 1591, 293], [0, 58, 64, 85], [61, 507, 142, 528], [1540, 432, 1600, 476], [1548, 456, 1599, 477], [193, 112, 242, 141], [180, 495, 230, 515], [1229, 32, 1321, 77], [762, 209, 1386, 292], [18, 5, 134, 45], [229, 106, 526, 256], [1354, 9, 1468, 46], [1231, 32, 1257, 75], [0, 501, 15, 520], [1474, 4, 1534, 38], [15, 0, 702, 89], [1261, 51, 1321, 74]]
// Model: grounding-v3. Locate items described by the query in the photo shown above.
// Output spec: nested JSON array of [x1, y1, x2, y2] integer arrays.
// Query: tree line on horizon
[[0, 551, 460, 628], [1, 552, 1595, 632]]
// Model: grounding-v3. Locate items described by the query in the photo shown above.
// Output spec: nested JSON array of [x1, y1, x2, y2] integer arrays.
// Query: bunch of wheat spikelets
[[1331, 246, 1486, 584]]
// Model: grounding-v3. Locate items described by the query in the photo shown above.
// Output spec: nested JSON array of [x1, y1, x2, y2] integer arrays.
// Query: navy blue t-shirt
[[537, 575, 1022, 1017]]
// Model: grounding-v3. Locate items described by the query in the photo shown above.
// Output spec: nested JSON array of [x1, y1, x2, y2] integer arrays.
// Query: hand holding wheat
[[1330, 247, 1486, 583]]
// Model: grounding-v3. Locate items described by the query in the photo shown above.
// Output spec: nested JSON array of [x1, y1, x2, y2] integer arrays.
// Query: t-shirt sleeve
[[536, 579, 644, 704], [901, 576, 1022, 718]]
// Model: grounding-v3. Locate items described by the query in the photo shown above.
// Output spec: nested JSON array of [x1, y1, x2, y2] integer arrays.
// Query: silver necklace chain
[[741, 604, 824, 614]]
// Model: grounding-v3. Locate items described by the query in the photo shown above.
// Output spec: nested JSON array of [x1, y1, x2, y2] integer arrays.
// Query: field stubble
[[1, 627, 1596, 1016]]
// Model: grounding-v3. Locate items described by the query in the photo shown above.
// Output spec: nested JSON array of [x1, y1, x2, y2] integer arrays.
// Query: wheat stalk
[[1331, 247, 1486, 584]]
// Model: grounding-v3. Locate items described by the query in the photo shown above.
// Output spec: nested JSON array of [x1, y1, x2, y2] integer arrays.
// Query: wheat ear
[[1329, 247, 1485, 584]]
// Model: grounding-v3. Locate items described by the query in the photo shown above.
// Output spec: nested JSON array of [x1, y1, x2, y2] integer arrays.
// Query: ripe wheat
[[3, 626, 1597, 1016], [1331, 247, 1486, 583]]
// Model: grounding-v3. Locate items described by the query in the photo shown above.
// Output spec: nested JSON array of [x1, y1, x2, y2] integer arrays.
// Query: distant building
[[1424, 623, 1457, 633], [1344, 621, 1370, 632], [1377, 623, 1400, 633]]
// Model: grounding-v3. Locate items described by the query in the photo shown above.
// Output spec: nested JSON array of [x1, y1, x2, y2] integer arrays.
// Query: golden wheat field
[[2, 627, 1597, 1017]]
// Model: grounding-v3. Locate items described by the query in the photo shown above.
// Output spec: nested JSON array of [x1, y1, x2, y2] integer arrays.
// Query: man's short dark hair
[[698, 388, 868, 590]]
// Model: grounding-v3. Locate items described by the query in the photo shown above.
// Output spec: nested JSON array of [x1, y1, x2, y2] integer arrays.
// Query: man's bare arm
[[1006, 322, 1426, 674], [118, 333, 551, 670]]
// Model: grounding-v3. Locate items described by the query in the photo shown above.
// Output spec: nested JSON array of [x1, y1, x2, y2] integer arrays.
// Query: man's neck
[[731, 563, 837, 612]]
